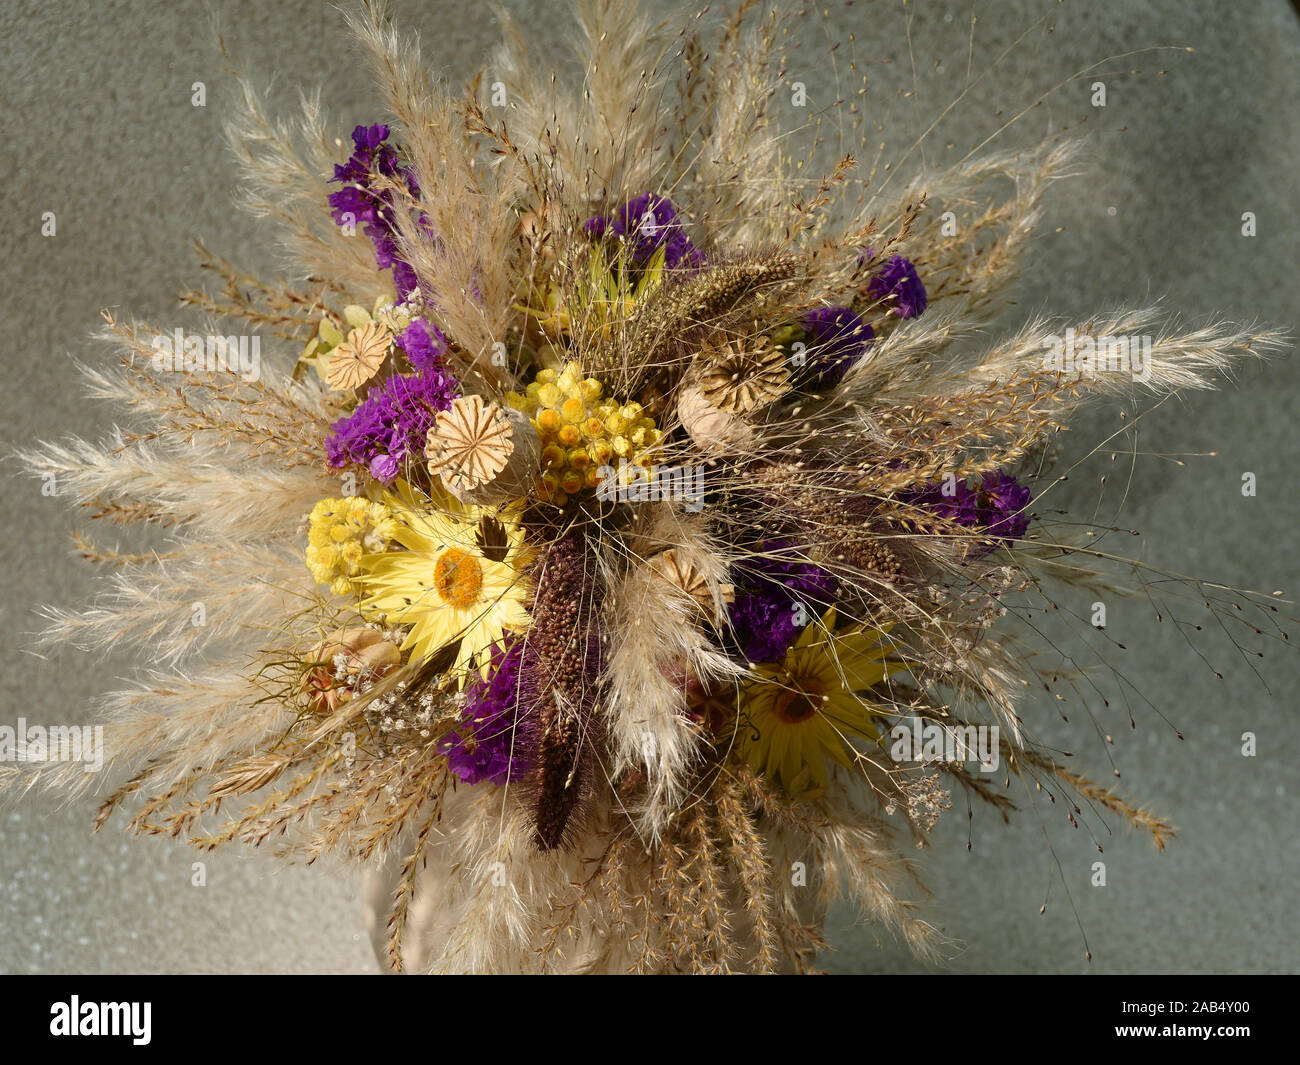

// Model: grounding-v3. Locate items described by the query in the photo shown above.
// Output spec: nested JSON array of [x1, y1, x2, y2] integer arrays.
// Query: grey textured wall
[[2, 0, 1296, 973]]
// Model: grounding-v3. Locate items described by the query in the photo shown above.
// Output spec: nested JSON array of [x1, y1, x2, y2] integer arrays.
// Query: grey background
[[1, 0, 1296, 973]]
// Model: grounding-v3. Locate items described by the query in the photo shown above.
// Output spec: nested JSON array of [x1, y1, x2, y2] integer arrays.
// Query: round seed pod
[[426, 393, 541, 504]]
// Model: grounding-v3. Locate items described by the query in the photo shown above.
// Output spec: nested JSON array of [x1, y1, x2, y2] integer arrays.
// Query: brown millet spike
[[522, 524, 603, 850]]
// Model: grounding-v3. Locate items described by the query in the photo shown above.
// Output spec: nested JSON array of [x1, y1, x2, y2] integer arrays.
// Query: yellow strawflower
[[740, 610, 907, 798], [305, 496, 398, 597], [507, 361, 661, 506]]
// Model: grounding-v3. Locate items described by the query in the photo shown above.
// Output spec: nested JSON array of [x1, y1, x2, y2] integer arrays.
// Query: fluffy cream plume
[[25, 431, 327, 540], [690, 4, 795, 250], [490, 0, 678, 205], [341, 3, 521, 390], [223, 75, 384, 298], [599, 504, 747, 836]]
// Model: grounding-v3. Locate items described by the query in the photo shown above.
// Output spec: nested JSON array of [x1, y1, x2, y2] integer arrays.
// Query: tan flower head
[[426, 394, 540, 502], [327, 319, 392, 392], [302, 626, 402, 713], [696, 332, 790, 414], [677, 382, 755, 455], [650, 548, 734, 620]]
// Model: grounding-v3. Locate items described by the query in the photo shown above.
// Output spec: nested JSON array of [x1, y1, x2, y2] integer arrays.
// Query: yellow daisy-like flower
[[740, 610, 906, 797], [356, 482, 532, 684]]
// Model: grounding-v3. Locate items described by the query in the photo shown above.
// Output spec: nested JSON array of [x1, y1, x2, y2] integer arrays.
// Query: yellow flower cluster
[[305, 497, 398, 596], [509, 361, 662, 506]]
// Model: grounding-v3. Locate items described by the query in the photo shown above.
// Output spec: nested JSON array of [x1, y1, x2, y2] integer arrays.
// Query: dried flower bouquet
[[16, 0, 1290, 973]]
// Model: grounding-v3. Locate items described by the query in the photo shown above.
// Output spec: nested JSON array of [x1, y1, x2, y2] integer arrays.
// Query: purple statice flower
[[390, 260, 419, 302], [368, 453, 400, 482], [586, 193, 706, 270], [800, 305, 874, 385], [900, 477, 980, 526], [900, 470, 1032, 550], [867, 254, 927, 319], [398, 317, 447, 375], [975, 470, 1033, 542], [325, 369, 457, 482], [440, 641, 534, 786], [328, 124, 421, 300], [727, 540, 837, 663]]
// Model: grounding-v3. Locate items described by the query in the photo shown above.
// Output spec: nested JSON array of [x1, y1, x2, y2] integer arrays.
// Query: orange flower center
[[771, 683, 821, 724], [433, 548, 483, 609]]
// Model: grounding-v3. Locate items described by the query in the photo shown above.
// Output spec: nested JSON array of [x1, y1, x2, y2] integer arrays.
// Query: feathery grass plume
[[600, 504, 747, 836], [491, 0, 678, 206], [223, 71, 385, 300], [689, 2, 796, 250], [14, 0, 1293, 973]]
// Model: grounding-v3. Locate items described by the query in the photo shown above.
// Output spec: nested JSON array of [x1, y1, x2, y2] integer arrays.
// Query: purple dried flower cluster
[[585, 193, 706, 270], [324, 370, 457, 482], [867, 254, 928, 319], [398, 317, 448, 375], [727, 540, 837, 663], [800, 306, 875, 385], [328, 124, 420, 299], [795, 256, 927, 385], [976, 471, 1033, 541], [902, 470, 1033, 549], [440, 641, 534, 786]]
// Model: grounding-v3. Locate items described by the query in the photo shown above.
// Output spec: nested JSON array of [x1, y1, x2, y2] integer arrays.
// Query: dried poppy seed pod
[[677, 382, 755, 455], [650, 548, 735, 621], [426, 393, 541, 504], [696, 333, 791, 414]]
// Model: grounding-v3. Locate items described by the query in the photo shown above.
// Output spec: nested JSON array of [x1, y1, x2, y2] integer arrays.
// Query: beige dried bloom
[[327, 319, 392, 391], [426, 393, 540, 503], [677, 383, 756, 455], [303, 627, 402, 713], [697, 333, 790, 413], [650, 548, 735, 619]]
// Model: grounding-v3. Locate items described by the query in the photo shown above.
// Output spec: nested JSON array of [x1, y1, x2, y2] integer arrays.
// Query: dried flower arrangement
[[14, 0, 1291, 973]]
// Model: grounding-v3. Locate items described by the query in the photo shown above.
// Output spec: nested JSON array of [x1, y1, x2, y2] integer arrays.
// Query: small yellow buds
[[512, 360, 662, 506], [305, 497, 395, 596]]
